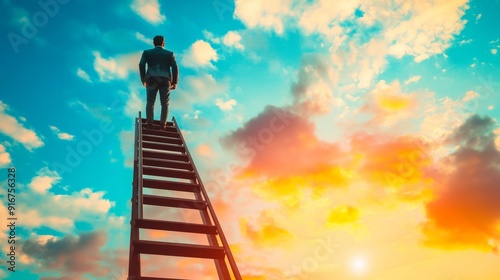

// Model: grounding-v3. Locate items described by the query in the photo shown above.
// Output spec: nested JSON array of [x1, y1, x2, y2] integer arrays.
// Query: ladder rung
[[135, 219, 217, 234], [133, 240, 225, 259], [143, 195, 207, 209], [143, 135, 183, 145], [143, 129, 179, 138], [143, 178, 200, 192], [143, 141, 186, 153], [163, 126, 178, 133], [140, 119, 174, 127], [140, 119, 177, 133], [143, 166, 196, 180], [136, 277, 189, 280], [143, 158, 193, 171], [136, 277, 190, 280], [143, 150, 189, 162], [142, 125, 178, 133]]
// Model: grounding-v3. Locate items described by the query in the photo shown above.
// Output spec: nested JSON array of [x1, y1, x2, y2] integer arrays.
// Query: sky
[[1, 0, 500, 279]]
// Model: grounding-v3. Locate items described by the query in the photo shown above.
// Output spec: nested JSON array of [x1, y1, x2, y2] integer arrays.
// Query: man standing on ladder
[[139, 35, 179, 130]]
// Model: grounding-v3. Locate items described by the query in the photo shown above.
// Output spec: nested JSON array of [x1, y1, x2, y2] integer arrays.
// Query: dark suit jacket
[[139, 46, 178, 85]]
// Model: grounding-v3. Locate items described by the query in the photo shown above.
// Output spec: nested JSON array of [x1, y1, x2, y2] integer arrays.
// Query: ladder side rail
[[193, 184, 232, 279], [172, 117, 242, 280], [128, 114, 142, 279], [138, 112, 144, 219]]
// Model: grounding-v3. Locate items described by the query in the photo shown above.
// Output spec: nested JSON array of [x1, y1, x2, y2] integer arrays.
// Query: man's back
[[139, 46, 178, 83]]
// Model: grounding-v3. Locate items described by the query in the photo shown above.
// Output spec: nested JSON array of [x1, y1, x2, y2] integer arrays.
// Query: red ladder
[[128, 113, 241, 280]]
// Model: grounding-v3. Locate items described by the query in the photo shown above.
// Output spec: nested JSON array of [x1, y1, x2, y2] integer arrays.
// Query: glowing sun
[[351, 256, 367, 274]]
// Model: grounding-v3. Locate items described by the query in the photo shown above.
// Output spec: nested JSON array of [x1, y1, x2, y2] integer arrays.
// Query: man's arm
[[171, 53, 178, 89], [139, 51, 147, 84]]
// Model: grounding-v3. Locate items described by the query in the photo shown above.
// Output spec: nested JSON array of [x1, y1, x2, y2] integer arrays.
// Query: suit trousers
[[145, 76, 170, 127]]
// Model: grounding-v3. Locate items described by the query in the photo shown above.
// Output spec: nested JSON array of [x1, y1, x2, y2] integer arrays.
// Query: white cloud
[[181, 40, 218, 69], [183, 110, 202, 120], [57, 133, 74, 141], [292, 54, 338, 113], [203, 30, 221, 44], [0, 144, 11, 167], [420, 96, 469, 146], [185, 74, 226, 101], [476, 13, 482, 23], [69, 100, 113, 122], [234, 0, 293, 34], [55, 188, 114, 213], [49, 125, 75, 141], [20, 187, 116, 232], [131, 0, 166, 25], [19, 167, 119, 233], [93, 51, 127, 81], [202, 30, 245, 51], [135, 31, 151, 45], [491, 49, 497, 55], [216, 98, 237, 111], [235, 0, 469, 64], [223, 31, 245, 50], [335, 38, 388, 89], [298, 0, 358, 39], [20, 210, 74, 232], [462, 90, 479, 102], [459, 39, 473, 46], [404, 75, 422, 85], [383, 0, 469, 62], [29, 167, 61, 194], [0, 100, 44, 150], [124, 87, 144, 117], [76, 68, 92, 83], [92, 51, 142, 81], [119, 130, 134, 168]]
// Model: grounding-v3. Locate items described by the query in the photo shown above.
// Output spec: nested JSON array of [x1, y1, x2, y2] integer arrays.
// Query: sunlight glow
[[351, 256, 367, 274]]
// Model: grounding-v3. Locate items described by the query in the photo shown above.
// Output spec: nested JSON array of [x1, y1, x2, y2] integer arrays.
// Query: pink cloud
[[223, 106, 348, 179], [422, 115, 500, 252]]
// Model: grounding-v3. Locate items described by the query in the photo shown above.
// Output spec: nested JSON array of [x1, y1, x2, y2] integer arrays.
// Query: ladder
[[128, 112, 241, 280]]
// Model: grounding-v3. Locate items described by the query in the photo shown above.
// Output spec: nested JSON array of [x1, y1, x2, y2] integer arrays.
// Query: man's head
[[153, 35, 164, 47]]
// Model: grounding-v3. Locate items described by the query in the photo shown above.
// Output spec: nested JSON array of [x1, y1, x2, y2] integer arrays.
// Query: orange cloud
[[422, 115, 500, 252], [378, 93, 412, 111], [326, 205, 360, 227], [240, 210, 293, 247], [361, 80, 419, 127], [351, 132, 434, 201], [252, 168, 352, 209], [141, 256, 218, 279], [224, 106, 352, 180], [241, 276, 267, 280], [145, 229, 169, 240], [196, 143, 214, 157]]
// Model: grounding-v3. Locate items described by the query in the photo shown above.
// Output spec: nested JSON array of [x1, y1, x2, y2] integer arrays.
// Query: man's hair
[[153, 35, 164, 46]]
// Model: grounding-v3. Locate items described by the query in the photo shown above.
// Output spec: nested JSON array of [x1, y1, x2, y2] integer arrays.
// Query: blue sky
[[1, 0, 500, 279]]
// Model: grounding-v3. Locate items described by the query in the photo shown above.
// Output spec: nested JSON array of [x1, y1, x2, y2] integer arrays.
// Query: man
[[139, 35, 179, 130]]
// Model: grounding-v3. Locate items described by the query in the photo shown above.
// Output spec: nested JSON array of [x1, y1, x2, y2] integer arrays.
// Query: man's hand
[[142, 81, 147, 87], [171, 84, 177, 90]]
